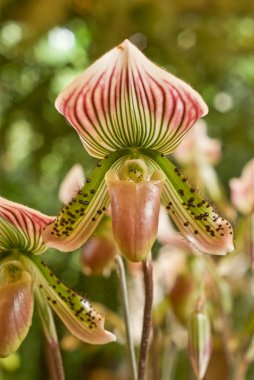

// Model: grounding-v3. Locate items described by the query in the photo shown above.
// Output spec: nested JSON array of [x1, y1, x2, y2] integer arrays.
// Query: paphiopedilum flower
[[229, 158, 254, 215], [173, 120, 235, 220], [173, 120, 221, 166], [0, 196, 115, 356], [58, 163, 117, 274], [58, 163, 85, 205], [43, 39, 234, 258]]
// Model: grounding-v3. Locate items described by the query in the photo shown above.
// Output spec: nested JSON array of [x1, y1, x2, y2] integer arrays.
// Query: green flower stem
[[36, 289, 65, 380], [204, 255, 234, 374], [247, 213, 254, 270], [138, 258, 153, 380], [161, 337, 177, 380], [115, 255, 137, 380]]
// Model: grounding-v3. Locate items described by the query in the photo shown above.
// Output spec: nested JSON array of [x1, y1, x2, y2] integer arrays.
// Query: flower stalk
[[138, 258, 154, 380], [115, 255, 137, 380]]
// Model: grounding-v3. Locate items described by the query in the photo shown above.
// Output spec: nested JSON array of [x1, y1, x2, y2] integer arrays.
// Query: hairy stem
[[138, 258, 153, 380], [36, 290, 65, 380], [115, 255, 137, 380]]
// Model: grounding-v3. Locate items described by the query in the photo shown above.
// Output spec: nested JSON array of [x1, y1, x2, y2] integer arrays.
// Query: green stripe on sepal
[[140, 149, 234, 255], [0, 217, 47, 255], [43, 149, 132, 252], [21, 254, 116, 344]]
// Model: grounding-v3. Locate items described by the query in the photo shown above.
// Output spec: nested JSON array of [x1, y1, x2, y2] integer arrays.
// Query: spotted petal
[[141, 149, 234, 255], [56, 39, 208, 159], [43, 149, 130, 252], [21, 254, 115, 345], [0, 197, 54, 254]]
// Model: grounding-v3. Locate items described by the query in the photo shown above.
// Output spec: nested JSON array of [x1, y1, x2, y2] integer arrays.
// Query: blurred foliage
[[1, 0, 254, 379]]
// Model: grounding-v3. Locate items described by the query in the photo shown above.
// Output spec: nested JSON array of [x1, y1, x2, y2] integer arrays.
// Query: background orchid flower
[[58, 164, 117, 274], [173, 120, 221, 167], [229, 159, 254, 269], [58, 163, 85, 205], [229, 158, 254, 215], [173, 120, 235, 220], [43, 39, 234, 257], [0, 196, 115, 357]]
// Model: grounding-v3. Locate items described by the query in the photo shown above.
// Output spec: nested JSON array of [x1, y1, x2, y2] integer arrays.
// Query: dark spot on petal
[[79, 200, 89, 206]]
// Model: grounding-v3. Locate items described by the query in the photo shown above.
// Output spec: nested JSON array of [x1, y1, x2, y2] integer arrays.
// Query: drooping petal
[[141, 149, 234, 255], [0, 197, 54, 254], [55, 39, 208, 159], [105, 169, 165, 262], [229, 158, 254, 215], [0, 259, 34, 357], [43, 149, 130, 252], [58, 163, 85, 205], [20, 254, 115, 345]]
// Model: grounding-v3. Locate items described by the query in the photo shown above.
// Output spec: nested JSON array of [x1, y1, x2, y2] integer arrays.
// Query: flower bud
[[0, 261, 34, 357], [105, 164, 165, 262], [188, 306, 212, 380], [169, 273, 195, 324]]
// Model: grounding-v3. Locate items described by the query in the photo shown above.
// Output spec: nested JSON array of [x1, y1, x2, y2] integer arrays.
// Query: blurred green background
[[1, 0, 254, 379]]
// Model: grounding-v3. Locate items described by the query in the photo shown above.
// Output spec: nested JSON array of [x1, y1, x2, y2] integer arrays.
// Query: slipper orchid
[[229, 159, 254, 215], [43, 39, 234, 259], [0, 196, 115, 357]]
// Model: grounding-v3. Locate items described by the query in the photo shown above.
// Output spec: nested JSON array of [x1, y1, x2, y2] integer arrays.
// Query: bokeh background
[[1, 0, 254, 379]]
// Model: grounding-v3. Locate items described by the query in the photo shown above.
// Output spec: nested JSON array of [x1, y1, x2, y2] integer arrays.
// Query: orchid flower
[[173, 119, 221, 167], [43, 39, 234, 260], [0, 196, 115, 357], [229, 159, 254, 269], [229, 158, 254, 215], [173, 120, 235, 219]]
